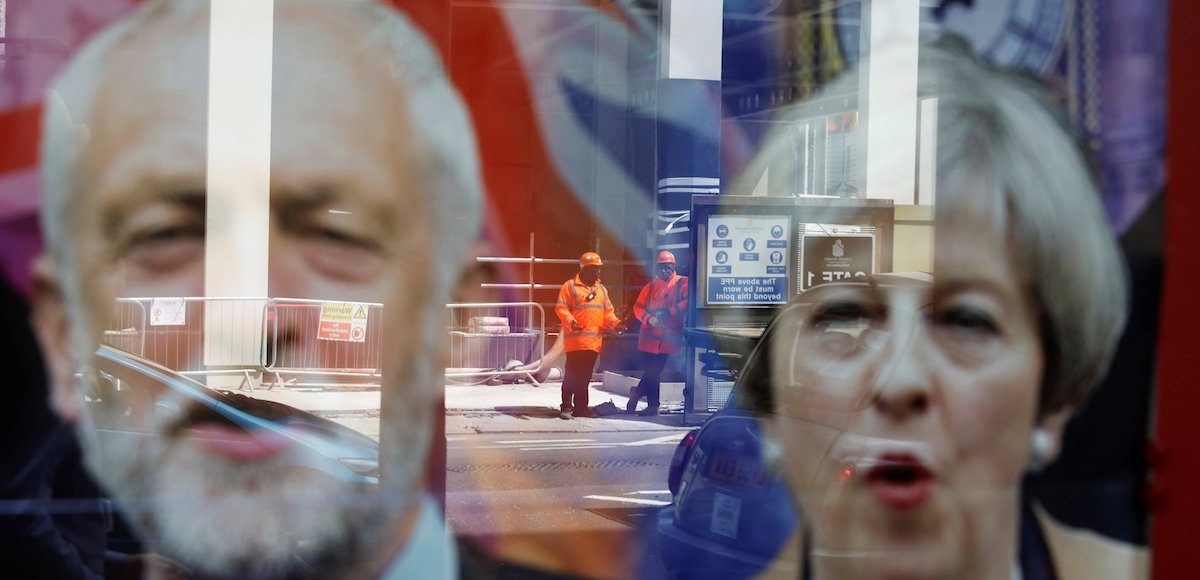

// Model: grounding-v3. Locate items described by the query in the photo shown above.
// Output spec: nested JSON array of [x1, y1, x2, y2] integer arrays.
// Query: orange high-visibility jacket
[[556, 274, 621, 352], [633, 274, 688, 354]]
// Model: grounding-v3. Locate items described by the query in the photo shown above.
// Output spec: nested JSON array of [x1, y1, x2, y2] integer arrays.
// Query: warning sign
[[150, 298, 186, 326], [350, 305, 368, 342], [318, 302, 369, 343]]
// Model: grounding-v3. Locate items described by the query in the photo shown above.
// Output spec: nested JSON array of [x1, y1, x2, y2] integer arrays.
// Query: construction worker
[[627, 251, 689, 416], [556, 252, 622, 419]]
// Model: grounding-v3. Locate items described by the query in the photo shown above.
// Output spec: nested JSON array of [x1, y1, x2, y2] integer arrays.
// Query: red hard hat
[[580, 252, 603, 267], [655, 250, 676, 265]]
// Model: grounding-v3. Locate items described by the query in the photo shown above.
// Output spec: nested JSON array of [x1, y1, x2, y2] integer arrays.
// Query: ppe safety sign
[[706, 215, 790, 305], [318, 302, 369, 342]]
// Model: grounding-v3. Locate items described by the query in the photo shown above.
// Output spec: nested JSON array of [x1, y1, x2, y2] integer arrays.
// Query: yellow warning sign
[[319, 302, 369, 342]]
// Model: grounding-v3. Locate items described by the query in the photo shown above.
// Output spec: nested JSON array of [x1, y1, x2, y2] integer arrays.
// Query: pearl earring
[[1028, 428, 1056, 472], [762, 437, 783, 471]]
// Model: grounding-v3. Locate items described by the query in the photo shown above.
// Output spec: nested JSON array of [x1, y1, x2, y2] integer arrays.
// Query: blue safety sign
[[706, 215, 790, 305]]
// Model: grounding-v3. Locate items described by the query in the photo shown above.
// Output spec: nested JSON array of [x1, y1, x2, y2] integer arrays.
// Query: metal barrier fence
[[108, 297, 267, 373], [446, 302, 545, 383], [263, 298, 385, 379], [105, 299, 147, 356], [102, 298, 546, 386]]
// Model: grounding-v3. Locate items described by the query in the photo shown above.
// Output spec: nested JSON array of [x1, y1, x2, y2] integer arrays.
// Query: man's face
[[656, 263, 675, 282], [43, 5, 445, 576], [579, 265, 601, 285]]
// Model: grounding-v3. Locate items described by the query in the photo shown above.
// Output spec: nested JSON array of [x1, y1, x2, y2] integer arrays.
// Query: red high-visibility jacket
[[556, 274, 620, 352], [633, 274, 688, 354]]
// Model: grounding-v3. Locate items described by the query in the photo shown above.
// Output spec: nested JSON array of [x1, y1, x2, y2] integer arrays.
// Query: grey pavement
[[246, 375, 691, 437]]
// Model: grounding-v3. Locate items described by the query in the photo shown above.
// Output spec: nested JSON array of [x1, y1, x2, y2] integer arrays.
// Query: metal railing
[[106, 299, 147, 357], [474, 234, 646, 328], [445, 302, 545, 384], [103, 297, 547, 388], [262, 298, 385, 381], [109, 297, 267, 374]]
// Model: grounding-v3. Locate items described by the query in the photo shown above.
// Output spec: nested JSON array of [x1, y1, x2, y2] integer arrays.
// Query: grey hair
[[40, 0, 483, 327], [41, 0, 483, 503], [924, 41, 1128, 413], [737, 41, 1128, 415], [40, 3, 157, 342]]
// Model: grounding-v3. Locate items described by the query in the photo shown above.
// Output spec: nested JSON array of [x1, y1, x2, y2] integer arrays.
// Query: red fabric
[[389, 0, 633, 263], [0, 104, 41, 175], [1152, 0, 1200, 574], [632, 274, 687, 354], [1, 1, 644, 295]]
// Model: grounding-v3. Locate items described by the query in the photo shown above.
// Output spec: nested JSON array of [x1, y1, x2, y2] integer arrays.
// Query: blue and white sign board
[[706, 215, 791, 305]]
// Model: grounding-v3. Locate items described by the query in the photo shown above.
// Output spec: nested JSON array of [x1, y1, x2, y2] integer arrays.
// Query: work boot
[[558, 410, 573, 420], [637, 406, 660, 417], [626, 387, 640, 414]]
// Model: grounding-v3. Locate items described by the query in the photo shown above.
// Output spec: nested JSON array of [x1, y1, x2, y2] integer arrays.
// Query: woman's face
[[768, 221, 1052, 579]]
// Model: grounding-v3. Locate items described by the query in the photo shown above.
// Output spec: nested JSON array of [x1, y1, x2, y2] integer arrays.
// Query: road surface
[[447, 429, 688, 579]]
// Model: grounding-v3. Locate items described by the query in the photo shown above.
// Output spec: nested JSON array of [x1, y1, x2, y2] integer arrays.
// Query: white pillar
[[204, 0, 274, 370], [661, 0, 723, 82], [918, 97, 938, 205], [857, 0, 920, 205]]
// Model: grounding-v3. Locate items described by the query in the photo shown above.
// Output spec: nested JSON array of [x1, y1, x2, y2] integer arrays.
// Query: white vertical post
[[204, 0, 274, 369], [857, 0, 920, 204], [0, 0, 7, 63], [662, 0, 724, 81], [918, 97, 938, 205], [797, 122, 812, 196]]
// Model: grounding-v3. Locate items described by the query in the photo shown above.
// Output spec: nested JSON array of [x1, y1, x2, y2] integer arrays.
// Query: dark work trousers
[[635, 352, 669, 408], [562, 349, 600, 413]]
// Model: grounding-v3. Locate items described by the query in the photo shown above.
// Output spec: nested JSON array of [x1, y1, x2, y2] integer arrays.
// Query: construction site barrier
[[108, 297, 267, 373], [259, 298, 385, 388], [445, 302, 545, 384], [103, 298, 546, 387]]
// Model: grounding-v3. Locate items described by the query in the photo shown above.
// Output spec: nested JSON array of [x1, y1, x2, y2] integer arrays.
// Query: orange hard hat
[[655, 250, 677, 265], [580, 252, 603, 267]]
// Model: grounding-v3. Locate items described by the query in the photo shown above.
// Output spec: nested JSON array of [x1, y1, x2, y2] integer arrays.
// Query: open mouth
[[864, 453, 934, 511], [170, 395, 295, 462], [186, 423, 293, 461]]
